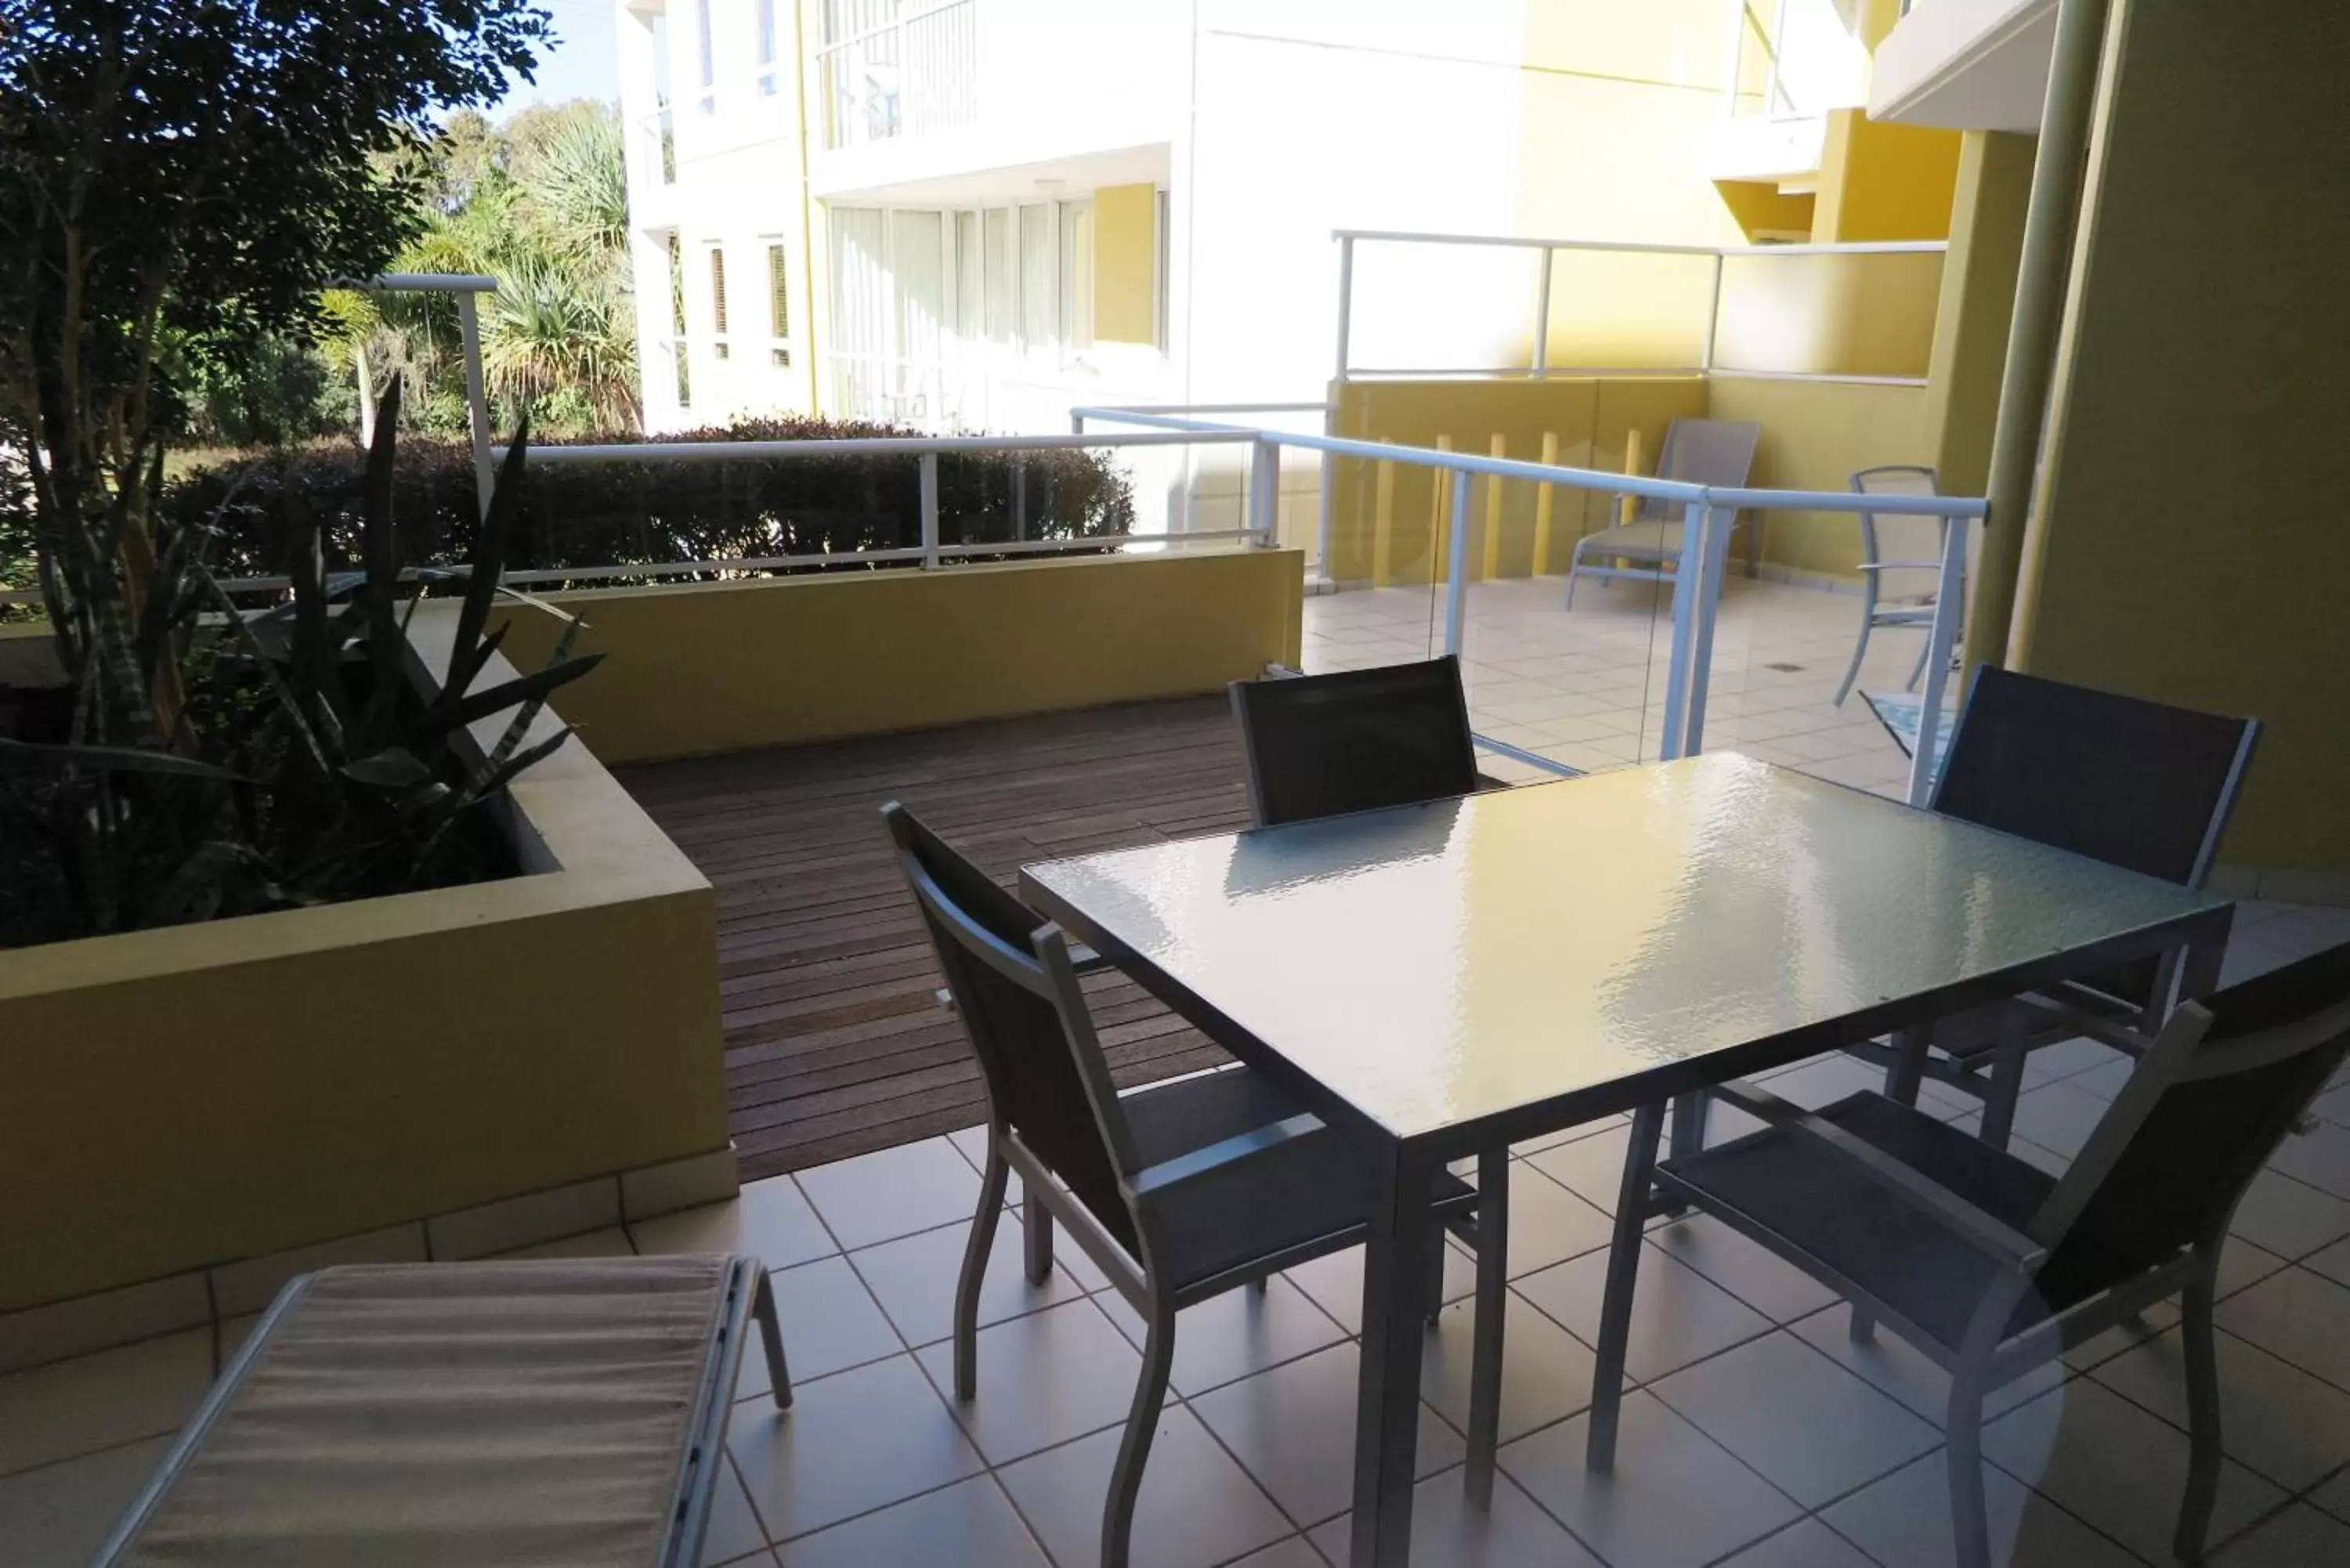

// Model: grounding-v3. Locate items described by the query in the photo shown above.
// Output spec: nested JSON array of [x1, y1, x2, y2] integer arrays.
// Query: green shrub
[[157, 417, 1138, 581]]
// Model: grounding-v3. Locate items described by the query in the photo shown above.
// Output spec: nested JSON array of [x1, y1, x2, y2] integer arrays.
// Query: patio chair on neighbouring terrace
[[1843, 666, 2260, 1147], [1227, 656, 1502, 826], [1835, 464, 1950, 706], [1590, 941, 2350, 1568], [884, 802, 1507, 1566], [1564, 417, 1760, 608]]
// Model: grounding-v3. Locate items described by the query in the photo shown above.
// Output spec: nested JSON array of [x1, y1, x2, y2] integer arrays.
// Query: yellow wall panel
[[1092, 182, 1157, 347], [1703, 375, 1933, 579], [1812, 108, 1964, 244]]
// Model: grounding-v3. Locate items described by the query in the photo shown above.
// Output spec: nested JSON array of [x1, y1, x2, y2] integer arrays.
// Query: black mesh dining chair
[[883, 804, 1505, 1565], [1847, 666, 2260, 1146], [1227, 656, 1500, 828], [1591, 941, 2350, 1568]]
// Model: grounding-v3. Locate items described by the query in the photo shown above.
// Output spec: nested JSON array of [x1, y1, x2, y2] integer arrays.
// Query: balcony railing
[[815, 0, 978, 150]]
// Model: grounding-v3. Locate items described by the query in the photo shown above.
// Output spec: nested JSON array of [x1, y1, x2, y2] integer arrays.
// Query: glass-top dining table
[[1019, 753, 2234, 1568]]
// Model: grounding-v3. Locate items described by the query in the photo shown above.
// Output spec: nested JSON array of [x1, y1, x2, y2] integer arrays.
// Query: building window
[[695, 0, 716, 114], [756, 0, 779, 96], [709, 244, 729, 359], [1017, 204, 1050, 350], [766, 240, 791, 366]]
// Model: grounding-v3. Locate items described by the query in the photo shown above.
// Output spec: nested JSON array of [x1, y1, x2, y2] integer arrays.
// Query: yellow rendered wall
[[1704, 375, 1934, 580], [1325, 378, 1707, 586], [1922, 132, 2035, 500], [1092, 182, 1157, 348], [1811, 108, 1963, 243], [488, 551, 1305, 764], [0, 640, 728, 1310], [2014, 1, 2350, 878], [1712, 248, 1944, 379]]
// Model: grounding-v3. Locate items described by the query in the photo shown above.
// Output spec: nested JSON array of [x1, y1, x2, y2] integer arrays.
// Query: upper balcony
[[1869, 0, 2059, 132]]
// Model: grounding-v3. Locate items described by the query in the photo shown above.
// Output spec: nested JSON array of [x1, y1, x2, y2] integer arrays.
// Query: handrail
[[1329, 229, 1947, 259], [497, 431, 1254, 464]]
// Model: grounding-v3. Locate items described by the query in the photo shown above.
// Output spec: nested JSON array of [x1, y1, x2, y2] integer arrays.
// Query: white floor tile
[[631, 1173, 837, 1270], [1788, 1306, 2067, 1427], [1306, 1469, 1605, 1568], [2307, 1237, 2350, 1288], [2228, 1169, 2350, 1262], [1224, 1538, 1326, 1568], [1419, 1290, 1595, 1446], [913, 1298, 1142, 1465], [2310, 1464, 2350, 1521], [783, 1475, 1050, 1568], [700, 1455, 771, 1566], [1711, 1519, 1878, 1568], [1094, 1275, 1347, 1399], [1823, 1448, 2142, 1568], [2005, 1082, 2113, 1160], [996, 1404, 1290, 1568], [2268, 1119, 2350, 1202], [1981, 1378, 2286, 1564], [2088, 1324, 2350, 1493], [1284, 1241, 1477, 1335], [1494, 1165, 1615, 1277], [758, 1255, 903, 1388], [1498, 1392, 1802, 1568], [0, 1329, 212, 1477], [1524, 1124, 1639, 1216], [2212, 1501, 2350, 1566], [1644, 1214, 1839, 1324], [2217, 1266, 2350, 1393], [1188, 1342, 1466, 1528], [1649, 1331, 1941, 1507], [848, 1213, 1097, 1349], [728, 1353, 985, 1541], [797, 1138, 985, 1252], [0, 1436, 172, 1568], [1514, 1243, 1772, 1386]]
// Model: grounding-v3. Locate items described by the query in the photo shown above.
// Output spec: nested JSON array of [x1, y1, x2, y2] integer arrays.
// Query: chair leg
[[1565, 547, 1582, 609], [1465, 1147, 1509, 1509], [1946, 1365, 1993, 1568], [751, 1267, 793, 1411], [956, 1142, 1012, 1402], [1905, 627, 1933, 693], [2175, 1254, 2224, 1564], [1102, 1298, 1176, 1568], [1023, 1183, 1054, 1285], [1588, 1101, 1665, 1472], [1834, 605, 1874, 707]]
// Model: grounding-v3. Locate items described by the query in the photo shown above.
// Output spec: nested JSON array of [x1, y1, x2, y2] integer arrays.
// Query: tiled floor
[[1304, 573, 1924, 796], [9, 903, 2348, 1566]]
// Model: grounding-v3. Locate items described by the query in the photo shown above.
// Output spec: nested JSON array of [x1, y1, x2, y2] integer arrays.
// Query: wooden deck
[[617, 697, 1252, 1180]]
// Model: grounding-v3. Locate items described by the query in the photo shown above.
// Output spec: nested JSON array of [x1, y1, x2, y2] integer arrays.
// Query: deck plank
[[618, 696, 1250, 1182]]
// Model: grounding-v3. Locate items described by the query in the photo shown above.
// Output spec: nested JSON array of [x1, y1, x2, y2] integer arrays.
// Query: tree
[[0, 0, 548, 750]]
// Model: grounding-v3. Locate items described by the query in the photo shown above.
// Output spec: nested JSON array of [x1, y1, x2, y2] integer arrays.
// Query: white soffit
[[1870, 0, 2058, 133]]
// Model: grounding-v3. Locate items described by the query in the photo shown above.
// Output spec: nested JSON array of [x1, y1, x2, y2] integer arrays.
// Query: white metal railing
[[1074, 404, 1983, 806], [815, 0, 977, 150]]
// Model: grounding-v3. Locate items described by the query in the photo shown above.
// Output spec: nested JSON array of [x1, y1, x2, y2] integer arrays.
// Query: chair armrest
[[939, 943, 1111, 1011], [1704, 1081, 2048, 1271], [2013, 992, 2158, 1057], [1127, 1112, 1325, 1200]]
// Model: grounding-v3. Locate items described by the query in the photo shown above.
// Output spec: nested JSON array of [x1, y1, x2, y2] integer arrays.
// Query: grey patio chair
[[1834, 464, 1948, 706], [883, 804, 1507, 1565], [96, 1255, 790, 1568], [1589, 939, 2350, 1568], [1564, 417, 1761, 607], [1843, 666, 2260, 1147], [1227, 656, 1505, 826]]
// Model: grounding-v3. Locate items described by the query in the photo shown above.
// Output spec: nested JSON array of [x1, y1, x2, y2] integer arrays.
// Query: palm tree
[[482, 255, 641, 433]]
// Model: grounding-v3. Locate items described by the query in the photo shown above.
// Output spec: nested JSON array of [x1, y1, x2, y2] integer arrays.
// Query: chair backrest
[[1933, 667, 2258, 888], [2031, 941, 2350, 1292], [1634, 418, 1761, 522], [880, 803, 1144, 1253], [1850, 464, 1945, 600], [1228, 657, 1480, 827]]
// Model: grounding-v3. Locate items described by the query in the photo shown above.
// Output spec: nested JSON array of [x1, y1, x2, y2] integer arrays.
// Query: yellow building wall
[[1811, 109, 1964, 243], [1712, 248, 1944, 379], [1705, 375, 1935, 580], [1923, 132, 2036, 500], [2014, 1, 2350, 879], [1093, 182, 1157, 348], [488, 551, 1305, 764]]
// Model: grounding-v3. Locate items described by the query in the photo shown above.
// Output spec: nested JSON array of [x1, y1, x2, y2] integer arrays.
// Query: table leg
[[2177, 905, 2235, 1004], [1883, 1023, 1931, 1106], [1350, 1140, 1442, 1568]]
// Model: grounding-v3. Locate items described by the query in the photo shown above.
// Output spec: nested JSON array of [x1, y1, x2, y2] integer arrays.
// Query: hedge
[[157, 416, 1138, 582]]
